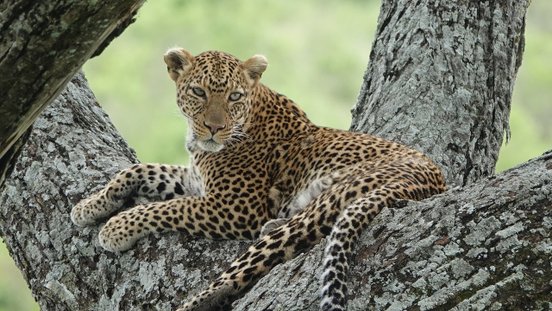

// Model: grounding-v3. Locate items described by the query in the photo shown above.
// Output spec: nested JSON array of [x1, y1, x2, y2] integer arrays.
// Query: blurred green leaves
[[0, 242, 39, 311], [496, 3, 552, 170]]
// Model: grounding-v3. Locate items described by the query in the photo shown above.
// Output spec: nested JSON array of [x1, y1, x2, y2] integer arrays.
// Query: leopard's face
[[164, 49, 267, 152]]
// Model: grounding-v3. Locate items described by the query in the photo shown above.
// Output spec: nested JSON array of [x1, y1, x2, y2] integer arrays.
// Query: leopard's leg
[[176, 216, 332, 311], [97, 194, 270, 252], [176, 180, 361, 311], [71, 164, 200, 226]]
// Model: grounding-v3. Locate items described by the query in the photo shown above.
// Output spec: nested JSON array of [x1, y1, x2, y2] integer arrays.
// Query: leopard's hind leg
[[176, 177, 367, 311], [320, 161, 445, 311]]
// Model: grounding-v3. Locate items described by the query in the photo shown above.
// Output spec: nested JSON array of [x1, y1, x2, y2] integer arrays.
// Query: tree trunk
[[350, 0, 527, 186], [1, 0, 544, 311], [0, 0, 144, 185]]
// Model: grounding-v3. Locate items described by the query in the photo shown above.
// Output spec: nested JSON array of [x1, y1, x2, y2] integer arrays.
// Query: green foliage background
[[1, 1, 550, 309]]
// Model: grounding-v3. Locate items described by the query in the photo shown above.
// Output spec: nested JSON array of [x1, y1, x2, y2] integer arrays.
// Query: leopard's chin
[[197, 139, 225, 153]]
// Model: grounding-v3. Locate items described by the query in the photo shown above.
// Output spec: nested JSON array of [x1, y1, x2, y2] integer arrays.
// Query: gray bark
[[0, 0, 144, 185], [0, 0, 544, 310], [350, 0, 528, 186]]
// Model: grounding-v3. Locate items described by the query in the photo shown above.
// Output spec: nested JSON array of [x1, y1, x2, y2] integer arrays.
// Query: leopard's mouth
[[186, 127, 226, 153]]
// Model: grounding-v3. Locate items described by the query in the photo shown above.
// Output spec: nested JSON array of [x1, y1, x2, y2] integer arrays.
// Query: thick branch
[[0, 0, 144, 185], [236, 152, 552, 310], [351, 0, 529, 186]]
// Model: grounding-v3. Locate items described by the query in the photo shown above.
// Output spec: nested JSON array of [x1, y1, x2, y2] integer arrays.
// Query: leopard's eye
[[191, 87, 206, 98], [229, 92, 243, 101]]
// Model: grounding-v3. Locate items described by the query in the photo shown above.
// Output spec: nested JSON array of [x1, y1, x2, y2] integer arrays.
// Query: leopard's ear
[[164, 47, 194, 81], [241, 54, 268, 86]]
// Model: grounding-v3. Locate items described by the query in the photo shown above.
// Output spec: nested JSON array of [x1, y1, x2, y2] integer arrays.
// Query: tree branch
[[0, 0, 144, 185], [235, 151, 552, 310]]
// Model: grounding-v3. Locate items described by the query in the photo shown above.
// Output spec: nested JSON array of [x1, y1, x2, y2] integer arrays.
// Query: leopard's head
[[164, 48, 267, 152]]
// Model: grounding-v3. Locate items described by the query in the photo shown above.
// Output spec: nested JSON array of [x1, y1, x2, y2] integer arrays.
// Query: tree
[[0, 0, 143, 185], [1, 0, 549, 310]]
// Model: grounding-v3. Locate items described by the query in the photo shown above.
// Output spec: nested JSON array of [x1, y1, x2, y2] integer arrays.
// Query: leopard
[[71, 48, 446, 311]]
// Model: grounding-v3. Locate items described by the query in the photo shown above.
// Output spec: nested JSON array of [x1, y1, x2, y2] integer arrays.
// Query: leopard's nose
[[204, 121, 226, 135]]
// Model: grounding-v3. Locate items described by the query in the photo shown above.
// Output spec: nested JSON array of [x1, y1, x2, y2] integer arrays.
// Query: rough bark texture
[[0, 0, 144, 185], [350, 0, 528, 186], [0, 0, 542, 310]]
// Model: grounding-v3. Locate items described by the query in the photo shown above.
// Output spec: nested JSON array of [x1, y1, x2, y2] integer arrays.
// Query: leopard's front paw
[[98, 208, 147, 252], [71, 193, 108, 227]]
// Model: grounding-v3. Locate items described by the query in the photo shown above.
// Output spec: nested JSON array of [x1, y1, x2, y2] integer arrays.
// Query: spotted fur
[[71, 49, 446, 310]]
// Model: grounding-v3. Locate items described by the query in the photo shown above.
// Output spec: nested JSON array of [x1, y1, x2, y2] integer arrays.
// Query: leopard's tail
[[319, 190, 395, 311]]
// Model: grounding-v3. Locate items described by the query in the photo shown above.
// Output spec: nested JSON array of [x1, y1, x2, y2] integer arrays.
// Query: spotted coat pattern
[[70, 49, 446, 311]]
